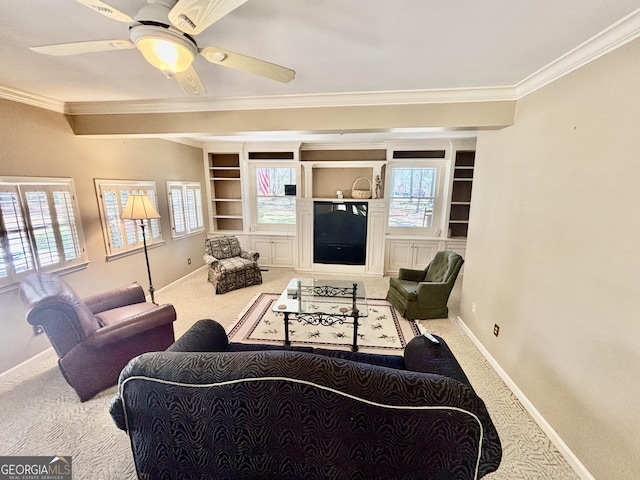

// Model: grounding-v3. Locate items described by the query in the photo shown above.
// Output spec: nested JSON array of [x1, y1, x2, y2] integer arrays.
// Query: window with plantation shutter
[[0, 178, 87, 290], [95, 180, 163, 259], [167, 181, 204, 239]]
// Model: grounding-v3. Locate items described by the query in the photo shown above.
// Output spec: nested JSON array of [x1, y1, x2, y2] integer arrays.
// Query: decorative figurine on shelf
[[374, 175, 382, 199]]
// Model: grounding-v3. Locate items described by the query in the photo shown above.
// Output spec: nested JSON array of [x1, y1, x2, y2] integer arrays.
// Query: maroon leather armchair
[[20, 273, 177, 401]]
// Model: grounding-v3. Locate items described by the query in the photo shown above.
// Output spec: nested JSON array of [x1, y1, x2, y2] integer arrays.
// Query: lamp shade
[[121, 194, 160, 220]]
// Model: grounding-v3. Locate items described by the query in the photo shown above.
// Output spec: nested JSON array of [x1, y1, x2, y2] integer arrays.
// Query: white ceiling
[[1, 1, 640, 142]]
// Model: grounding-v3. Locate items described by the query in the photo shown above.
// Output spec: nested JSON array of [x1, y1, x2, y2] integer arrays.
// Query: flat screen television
[[313, 201, 368, 265]]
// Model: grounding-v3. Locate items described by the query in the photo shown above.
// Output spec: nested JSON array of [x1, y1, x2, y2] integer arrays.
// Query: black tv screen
[[313, 201, 368, 265]]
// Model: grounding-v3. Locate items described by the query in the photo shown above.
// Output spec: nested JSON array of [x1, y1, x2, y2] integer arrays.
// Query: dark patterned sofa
[[110, 319, 502, 480], [204, 235, 262, 294]]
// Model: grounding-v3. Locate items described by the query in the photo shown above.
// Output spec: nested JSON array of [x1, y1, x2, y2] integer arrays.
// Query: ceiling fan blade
[[200, 46, 295, 83], [73, 0, 133, 23], [30, 39, 135, 56], [169, 0, 248, 35], [174, 65, 207, 95]]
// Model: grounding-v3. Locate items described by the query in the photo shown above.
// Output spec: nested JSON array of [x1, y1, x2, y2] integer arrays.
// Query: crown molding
[[516, 7, 640, 98], [0, 86, 65, 113], [2, 8, 639, 116]]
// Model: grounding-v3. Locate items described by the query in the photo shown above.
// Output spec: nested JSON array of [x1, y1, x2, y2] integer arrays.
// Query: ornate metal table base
[[283, 281, 361, 352], [284, 310, 360, 352]]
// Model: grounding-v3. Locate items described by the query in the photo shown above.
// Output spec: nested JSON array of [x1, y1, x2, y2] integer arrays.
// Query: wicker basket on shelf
[[351, 177, 372, 199]]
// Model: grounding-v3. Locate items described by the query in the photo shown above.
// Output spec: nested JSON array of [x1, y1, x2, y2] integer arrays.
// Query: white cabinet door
[[385, 241, 415, 272], [296, 200, 313, 270], [413, 243, 440, 270], [250, 236, 294, 267], [366, 202, 386, 275], [385, 240, 443, 275], [251, 237, 274, 265], [272, 238, 293, 266]]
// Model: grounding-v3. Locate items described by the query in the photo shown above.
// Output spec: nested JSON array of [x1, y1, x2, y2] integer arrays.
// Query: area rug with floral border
[[227, 292, 424, 355]]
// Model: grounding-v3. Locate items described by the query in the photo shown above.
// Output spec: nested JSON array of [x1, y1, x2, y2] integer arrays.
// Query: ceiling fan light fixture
[[130, 25, 197, 73]]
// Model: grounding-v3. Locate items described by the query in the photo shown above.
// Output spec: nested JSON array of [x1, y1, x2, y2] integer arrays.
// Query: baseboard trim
[[0, 347, 55, 381], [455, 315, 595, 480], [151, 265, 208, 299]]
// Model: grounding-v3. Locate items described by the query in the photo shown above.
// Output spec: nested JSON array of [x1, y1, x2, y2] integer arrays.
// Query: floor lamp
[[121, 194, 160, 303]]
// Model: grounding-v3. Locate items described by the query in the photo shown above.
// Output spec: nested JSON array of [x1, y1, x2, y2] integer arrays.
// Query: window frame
[[248, 163, 298, 232], [166, 181, 205, 239], [385, 160, 448, 236], [0, 177, 88, 290], [94, 179, 163, 260]]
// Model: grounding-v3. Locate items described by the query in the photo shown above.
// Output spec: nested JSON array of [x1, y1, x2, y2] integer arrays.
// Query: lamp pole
[[121, 194, 160, 305], [139, 220, 155, 304]]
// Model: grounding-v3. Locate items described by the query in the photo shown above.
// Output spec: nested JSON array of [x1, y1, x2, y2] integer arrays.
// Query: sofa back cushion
[[205, 235, 241, 260]]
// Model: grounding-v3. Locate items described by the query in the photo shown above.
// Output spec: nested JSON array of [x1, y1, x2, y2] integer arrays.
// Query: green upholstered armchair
[[386, 250, 464, 320]]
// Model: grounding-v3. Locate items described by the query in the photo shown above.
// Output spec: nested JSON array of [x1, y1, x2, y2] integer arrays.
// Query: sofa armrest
[[240, 250, 260, 261], [167, 319, 230, 352], [404, 334, 472, 387], [84, 283, 146, 314], [84, 304, 176, 348], [203, 254, 219, 267], [109, 317, 218, 428], [109, 395, 127, 431], [398, 267, 426, 282]]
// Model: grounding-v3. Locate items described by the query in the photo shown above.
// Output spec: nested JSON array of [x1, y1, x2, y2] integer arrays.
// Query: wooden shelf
[[448, 223, 469, 238], [209, 153, 241, 168], [211, 171, 240, 179], [209, 152, 243, 232], [448, 150, 475, 238], [213, 201, 242, 217], [215, 218, 243, 231], [449, 203, 471, 221]]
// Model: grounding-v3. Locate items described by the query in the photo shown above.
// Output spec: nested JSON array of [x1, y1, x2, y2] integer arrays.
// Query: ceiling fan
[[30, 0, 296, 95]]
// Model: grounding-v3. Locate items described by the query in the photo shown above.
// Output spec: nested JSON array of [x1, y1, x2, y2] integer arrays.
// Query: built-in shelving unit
[[203, 140, 475, 273], [448, 150, 475, 238], [208, 152, 243, 232]]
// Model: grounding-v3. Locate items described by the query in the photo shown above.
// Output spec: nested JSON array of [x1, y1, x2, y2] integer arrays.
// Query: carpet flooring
[[0, 267, 579, 479]]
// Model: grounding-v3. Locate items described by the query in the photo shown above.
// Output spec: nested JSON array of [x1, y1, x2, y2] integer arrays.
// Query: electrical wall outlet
[[493, 324, 500, 337], [187, 258, 192, 265], [471, 302, 477, 314]]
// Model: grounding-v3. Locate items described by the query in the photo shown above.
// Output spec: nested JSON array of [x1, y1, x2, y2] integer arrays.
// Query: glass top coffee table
[[272, 278, 368, 351]]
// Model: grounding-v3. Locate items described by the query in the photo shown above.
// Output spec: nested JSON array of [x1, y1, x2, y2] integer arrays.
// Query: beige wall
[[0, 99, 207, 373], [463, 39, 640, 479]]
